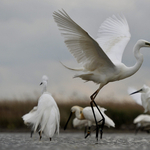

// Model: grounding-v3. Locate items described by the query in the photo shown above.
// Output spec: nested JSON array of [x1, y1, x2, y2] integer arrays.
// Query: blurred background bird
[[129, 85, 150, 113], [128, 85, 150, 133], [133, 114, 150, 134]]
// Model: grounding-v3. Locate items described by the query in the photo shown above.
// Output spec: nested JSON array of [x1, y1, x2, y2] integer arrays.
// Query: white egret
[[128, 87, 142, 106], [53, 9, 150, 140], [133, 114, 150, 133], [22, 75, 60, 141], [129, 85, 150, 113], [64, 106, 115, 138]]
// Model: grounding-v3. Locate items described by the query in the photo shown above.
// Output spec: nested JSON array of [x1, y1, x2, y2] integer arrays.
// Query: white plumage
[[82, 106, 115, 128], [96, 15, 131, 63], [73, 118, 89, 129], [128, 87, 142, 106], [134, 114, 150, 125], [22, 75, 60, 140], [72, 118, 94, 137], [129, 85, 150, 113], [66, 106, 115, 129], [65, 105, 114, 138], [133, 114, 150, 133], [53, 10, 150, 85], [53, 9, 150, 140]]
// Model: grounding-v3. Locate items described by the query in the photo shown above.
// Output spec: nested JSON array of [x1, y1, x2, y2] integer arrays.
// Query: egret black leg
[[30, 130, 33, 138], [90, 89, 105, 139], [85, 127, 91, 138], [39, 131, 42, 140], [84, 126, 87, 136], [93, 100, 105, 139], [90, 101, 99, 141]]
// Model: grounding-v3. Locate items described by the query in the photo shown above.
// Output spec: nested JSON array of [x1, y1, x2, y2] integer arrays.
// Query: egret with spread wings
[[53, 9, 150, 140]]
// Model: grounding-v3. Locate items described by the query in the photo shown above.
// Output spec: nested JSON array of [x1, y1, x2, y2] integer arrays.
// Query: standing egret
[[22, 75, 60, 141], [53, 9, 150, 140], [64, 106, 115, 139], [133, 114, 150, 133], [130, 85, 150, 113]]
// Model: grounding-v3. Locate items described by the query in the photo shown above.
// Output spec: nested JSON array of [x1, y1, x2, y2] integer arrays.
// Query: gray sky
[[0, 0, 150, 102]]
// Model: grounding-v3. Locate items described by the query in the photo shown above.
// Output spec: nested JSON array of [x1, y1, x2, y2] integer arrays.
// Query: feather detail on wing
[[128, 87, 142, 106], [96, 15, 131, 63], [53, 9, 115, 72]]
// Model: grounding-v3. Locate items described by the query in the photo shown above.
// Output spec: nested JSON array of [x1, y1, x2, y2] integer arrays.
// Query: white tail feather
[[60, 61, 84, 71]]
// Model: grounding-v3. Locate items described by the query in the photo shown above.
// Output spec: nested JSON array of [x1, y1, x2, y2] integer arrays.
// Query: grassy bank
[[0, 97, 145, 132]]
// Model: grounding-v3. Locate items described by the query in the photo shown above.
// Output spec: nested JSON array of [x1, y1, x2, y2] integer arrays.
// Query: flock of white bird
[[22, 9, 150, 141]]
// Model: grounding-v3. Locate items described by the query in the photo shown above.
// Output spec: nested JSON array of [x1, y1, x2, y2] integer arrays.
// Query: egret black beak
[[64, 112, 73, 130], [145, 42, 150, 46], [130, 89, 142, 95]]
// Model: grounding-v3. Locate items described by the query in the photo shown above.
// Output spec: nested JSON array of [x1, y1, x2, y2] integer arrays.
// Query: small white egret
[[129, 85, 150, 113], [53, 9, 150, 140], [64, 106, 115, 139], [133, 114, 150, 133], [22, 75, 60, 141], [128, 87, 142, 106]]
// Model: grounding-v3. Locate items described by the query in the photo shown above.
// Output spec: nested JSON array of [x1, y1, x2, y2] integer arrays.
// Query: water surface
[[0, 132, 150, 150]]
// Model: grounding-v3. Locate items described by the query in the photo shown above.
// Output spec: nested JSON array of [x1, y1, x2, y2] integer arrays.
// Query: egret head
[[40, 75, 49, 94], [141, 84, 150, 93], [137, 40, 150, 48], [130, 84, 150, 95], [40, 75, 48, 85]]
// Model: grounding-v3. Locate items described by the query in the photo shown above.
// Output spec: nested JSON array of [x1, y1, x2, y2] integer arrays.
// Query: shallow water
[[0, 132, 150, 150]]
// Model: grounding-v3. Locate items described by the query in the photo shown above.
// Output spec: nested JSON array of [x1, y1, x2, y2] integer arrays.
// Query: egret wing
[[96, 15, 131, 63], [53, 10, 115, 71], [128, 87, 142, 106]]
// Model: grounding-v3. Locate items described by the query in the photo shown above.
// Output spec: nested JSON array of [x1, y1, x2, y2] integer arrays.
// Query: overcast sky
[[0, 0, 150, 102]]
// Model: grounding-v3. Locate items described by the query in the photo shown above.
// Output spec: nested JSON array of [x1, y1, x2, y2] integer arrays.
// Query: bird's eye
[[145, 42, 150, 46]]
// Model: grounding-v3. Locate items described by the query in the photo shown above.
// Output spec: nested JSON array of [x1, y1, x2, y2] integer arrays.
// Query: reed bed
[[0, 97, 145, 132]]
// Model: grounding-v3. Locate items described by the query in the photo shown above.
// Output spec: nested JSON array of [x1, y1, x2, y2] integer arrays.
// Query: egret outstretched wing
[[53, 9, 115, 71], [128, 87, 142, 106], [96, 15, 131, 63]]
